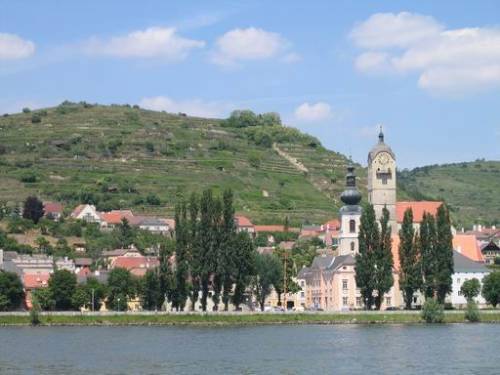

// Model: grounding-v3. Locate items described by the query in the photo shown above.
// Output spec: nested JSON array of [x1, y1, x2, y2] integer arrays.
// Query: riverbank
[[1, 311, 500, 326]]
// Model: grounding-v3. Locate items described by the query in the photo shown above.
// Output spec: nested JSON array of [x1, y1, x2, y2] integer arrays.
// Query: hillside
[[0, 102, 359, 225], [398, 161, 500, 228]]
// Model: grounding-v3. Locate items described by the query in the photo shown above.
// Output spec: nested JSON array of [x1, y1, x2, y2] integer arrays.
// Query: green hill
[[1, 102, 498, 227], [0, 102, 359, 225], [398, 161, 500, 228]]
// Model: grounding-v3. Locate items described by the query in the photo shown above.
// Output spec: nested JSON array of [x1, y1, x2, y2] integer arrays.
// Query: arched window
[[349, 219, 356, 233], [350, 242, 355, 252]]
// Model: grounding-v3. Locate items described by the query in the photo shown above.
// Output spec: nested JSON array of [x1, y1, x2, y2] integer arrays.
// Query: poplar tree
[[231, 231, 256, 310], [221, 189, 236, 311], [435, 204, 454, 303], [173, 198, 189, 311], [210, 196, 223, 311], [398, 208, 422, 309], [355, 204, 378, 310], [373, 207, 394, 310], [420, 212, 437, 299], [188, 192, 200, 311], [159, 240, 174, 310], [199, 189, 214, 311]]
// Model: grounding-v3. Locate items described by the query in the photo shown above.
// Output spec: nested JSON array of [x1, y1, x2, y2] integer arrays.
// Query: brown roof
[[23, 273, 50, 289], [100, 210, 135, 225], [453, 234, 484, 262], [254, 225, 299, 233], [235, 215, 254, 227], [43, 202, 63, 214]]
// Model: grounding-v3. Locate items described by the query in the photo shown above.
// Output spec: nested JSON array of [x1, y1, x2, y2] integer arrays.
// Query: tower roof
[[340, 165, 362, 207], [368, 126, 395, 162]]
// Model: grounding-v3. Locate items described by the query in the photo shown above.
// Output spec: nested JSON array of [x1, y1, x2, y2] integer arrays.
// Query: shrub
[[146, 193, 161, 206], [145, 142, 155, 153], [464, 301, 480, 322], [20, 172, 38, 183], [22, 107, 31, 113], [421, 299, 444, 323], [0, 144, 6, 155], [31, 114, 42, 123]]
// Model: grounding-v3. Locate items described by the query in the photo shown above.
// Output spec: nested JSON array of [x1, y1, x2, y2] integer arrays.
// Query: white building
[[71, 204, 101, 223], [448, 251, 490, 308]]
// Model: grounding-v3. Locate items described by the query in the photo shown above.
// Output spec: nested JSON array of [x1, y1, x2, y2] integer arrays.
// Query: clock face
[[378, 152, 390, 166]]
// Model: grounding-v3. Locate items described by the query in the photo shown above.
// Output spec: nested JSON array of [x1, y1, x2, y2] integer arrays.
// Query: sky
[[1, 0, 499, 168]]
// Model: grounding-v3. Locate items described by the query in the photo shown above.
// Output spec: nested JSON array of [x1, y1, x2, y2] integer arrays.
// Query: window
[[300, 281, 305, 287], [349, 219, 356, 233], [343, 297, 348, 306], [385, 297, 391, 306], [342, 279, 348, 290], [300, 292, 305, 298], [356, 297, 362, 307], [350, 242, 355, 252]]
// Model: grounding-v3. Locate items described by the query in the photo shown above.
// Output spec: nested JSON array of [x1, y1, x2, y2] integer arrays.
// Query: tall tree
[[140, 269, 163, 310], [435, 204, 454, 304], [117, 218, 134, 248], [355, 204, 378, 310], [221, 189, 236, 311], [48, 269, 77, 310], [252, 253, 282, 311], [398, 208, 422, 309], [159, 240, 174, 310], [210, 196, 223, 311], [420, 212, 437, 299], [0, 271, 24, 311], [373, 207, 394, 310], [199, 189, 215, 311], [482, 271, 500, 308], [22, 196, 44, 224], [107, 268, 136, 311], [187, 192, 200, 311], [172, 198, 189, 311], [231, 232, 256, 310]]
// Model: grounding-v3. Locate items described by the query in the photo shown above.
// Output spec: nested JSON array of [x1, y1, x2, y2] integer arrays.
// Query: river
[[0, 324, 498, 374]]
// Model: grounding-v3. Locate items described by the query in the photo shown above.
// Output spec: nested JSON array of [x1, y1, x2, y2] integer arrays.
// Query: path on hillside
[[272, 143, 309, 173]]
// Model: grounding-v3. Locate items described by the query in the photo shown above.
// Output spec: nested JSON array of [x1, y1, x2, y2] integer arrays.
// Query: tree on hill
[[49, 269, 77, 310], [461, 278, 481, 302], [482, 272, 500, 308], [355, 204, 378, 310], [373, 207, 394, 310], [0, 271, 24, 311], [398, 208, 422, 309], [22, 196, 44, 224]]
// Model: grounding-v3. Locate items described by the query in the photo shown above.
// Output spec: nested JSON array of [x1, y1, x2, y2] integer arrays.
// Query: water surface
[[0, 324, 498, 374]]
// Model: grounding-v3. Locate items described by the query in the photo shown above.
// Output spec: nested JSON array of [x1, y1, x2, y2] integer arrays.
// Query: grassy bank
[[1, 312, 500, 326]]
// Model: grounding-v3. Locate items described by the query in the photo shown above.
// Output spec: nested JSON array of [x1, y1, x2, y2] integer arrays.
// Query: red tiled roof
[[396, 201, 443, 223], [235, 215, 254, 227], [100, 210, 135, 225], [44, 202, 63, 214], [453, 234, 484, 262], [113, 256, 159, 271], [254, 225, 299, 233], [71, 204, 86, 217], [23, 273, 50, 289], [324, 219, 340, 231]]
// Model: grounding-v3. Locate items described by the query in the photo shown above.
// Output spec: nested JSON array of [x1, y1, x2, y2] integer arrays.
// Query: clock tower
[[367, 128, 396, 231]]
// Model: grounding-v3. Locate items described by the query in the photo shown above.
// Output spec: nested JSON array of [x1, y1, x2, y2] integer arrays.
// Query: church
[[297, 129, 456, 311]]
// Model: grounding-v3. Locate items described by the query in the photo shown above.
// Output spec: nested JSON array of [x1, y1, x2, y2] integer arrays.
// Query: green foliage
[[461, 278, 481, 302], [29, 298, 41, 325], [31, 113, 42, 123], [252, 253, 282, 311], [398, 208, 422, 309], [0, 271, 24, 311], [22, 196, 44, 224], [32, 288, 55, 311], [435, 205, 454, 303], [373, 207, 394, 310], [22, 107, 31, 113], [140, 269, 163, 311], [107, 268, 136, 311], [225, 110, 281, 128], [49, 269, 77, 310], [421, 299, 445, 323], [482, 271, 500, 308], [464, 301, 480, 322], [145, 193, 161, 206]]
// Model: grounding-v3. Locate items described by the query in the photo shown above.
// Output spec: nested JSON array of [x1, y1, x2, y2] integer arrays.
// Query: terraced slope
[[0, 103, 356, 224]]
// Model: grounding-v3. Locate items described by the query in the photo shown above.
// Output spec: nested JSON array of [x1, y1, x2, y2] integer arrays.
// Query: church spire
[[378, 124, 384, 143]]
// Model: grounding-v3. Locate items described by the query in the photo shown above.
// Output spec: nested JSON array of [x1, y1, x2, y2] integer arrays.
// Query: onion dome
[[340, 166, 362, 206]]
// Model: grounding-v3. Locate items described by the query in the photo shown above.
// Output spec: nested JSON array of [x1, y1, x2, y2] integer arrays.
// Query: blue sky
[[1, 0, 499, 168]]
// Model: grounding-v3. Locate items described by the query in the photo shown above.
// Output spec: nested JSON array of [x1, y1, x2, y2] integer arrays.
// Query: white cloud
[[211, 27, 292, 66], [0, 33, 35, 60], [350, 12, 500, 94], [84, 27, 205, 60], [294, 102, 332, 122], [139, 96, 230, 118]]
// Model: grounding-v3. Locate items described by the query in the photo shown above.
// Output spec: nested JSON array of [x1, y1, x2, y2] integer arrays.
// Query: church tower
[[338, 165, 362, 255], [367, 127, 397, 230]]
